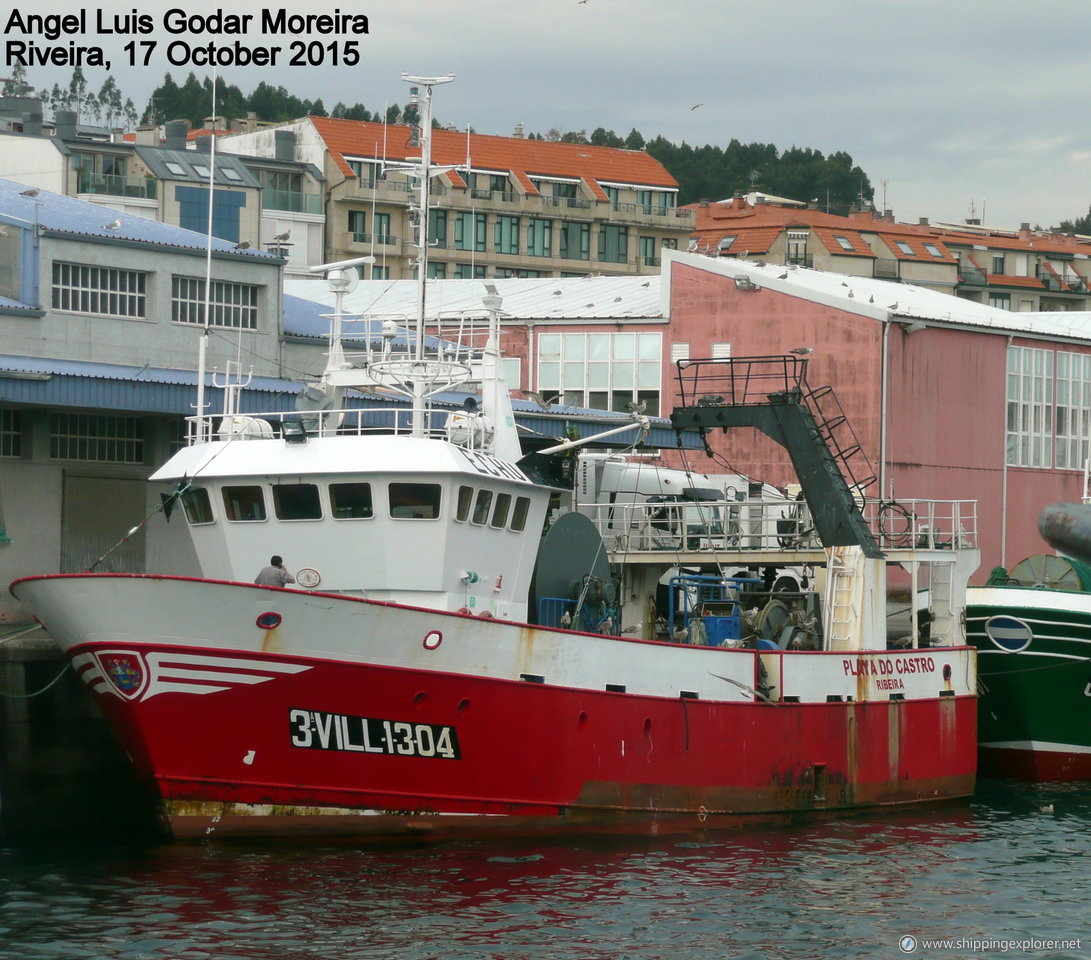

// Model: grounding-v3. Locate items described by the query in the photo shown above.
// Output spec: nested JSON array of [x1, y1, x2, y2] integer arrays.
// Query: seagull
[[525, 390, 558, 411], [626, 399, 647, 414], [104, 219, 121, 230], [19, 187, 39, 197], [697, 394, 724, 407], [790, 347, 813, 355], [691, 103, 703, 111], [235, 240, 251, 250], [778, 271, 789, 280], [273, 230, 290, 241]]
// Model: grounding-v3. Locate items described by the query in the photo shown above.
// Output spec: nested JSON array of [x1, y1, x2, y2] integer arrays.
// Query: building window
[[603, 186, 620, 209], [374, 212, 392, 244], [538, 331, 661, 414], [1055, 352, 1091, 470], [372, 265, 391, 279], [427, 262, 447, 279], [49, 413, 144, 463], [717, 236, 736, 253], [923, 242, 943, 258], [489, 174, 509, 194], [989, 292, 1011, 311], [455, 212, 487, 252], [895, 240, 913, 255], [0, 408, 21, 458], [787, 229, 809, 265], [712, 342, 732, 359], [51, 262, 147, 319], [429, 209, 448, 247], [348, 210, 367, 242], [992, 255, 1005, 274], [527, 218, 552, 257], [495, 215, 519, 255], [637, 190, 653, 214], [175, 186, 246, 244], [598, 224, 628, 264], [640, 236, 659, 265], [670, 342, 689, 362], [453, 263, 486, 279], [172, 276, 258, 330], [1006, 346, 1053, 468], [559, 221, 590, 260], [834, 235, 854, 251]]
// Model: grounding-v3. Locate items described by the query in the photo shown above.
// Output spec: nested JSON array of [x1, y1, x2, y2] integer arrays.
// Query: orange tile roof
[[308, 116, 678, 193], [986, 273, 1045, 289], [812, 226, 874, 259], [934, 228, 1091, 257]]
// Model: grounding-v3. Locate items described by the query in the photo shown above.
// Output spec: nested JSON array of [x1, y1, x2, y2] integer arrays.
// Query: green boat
[[965, 554, 1091, 781]]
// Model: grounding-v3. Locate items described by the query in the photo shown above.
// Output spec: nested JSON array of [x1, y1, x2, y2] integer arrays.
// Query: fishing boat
[[10, 78, 980, 840], [966, 547, 1091, 781]]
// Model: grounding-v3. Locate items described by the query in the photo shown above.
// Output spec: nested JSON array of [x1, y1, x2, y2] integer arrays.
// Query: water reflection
[[0, 781, 1087, 960]]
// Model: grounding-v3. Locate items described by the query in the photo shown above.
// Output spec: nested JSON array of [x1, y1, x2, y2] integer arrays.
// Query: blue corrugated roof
[[0, 355, 697, 448], [0, 178, 277, 259]]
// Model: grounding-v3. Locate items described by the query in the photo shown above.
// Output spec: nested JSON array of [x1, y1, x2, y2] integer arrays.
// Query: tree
[[1059, 206, 1091, 235], [1, 64, 29, 96], [624, 128, 645, 150]]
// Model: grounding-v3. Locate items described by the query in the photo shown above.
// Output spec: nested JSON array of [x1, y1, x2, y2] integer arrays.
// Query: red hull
[[79, 641, 975, 837], [978, 746, 1091, 782]]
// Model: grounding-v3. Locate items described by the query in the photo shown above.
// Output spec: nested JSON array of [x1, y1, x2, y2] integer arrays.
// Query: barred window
[[52, 262, 147, 318], [0, 408, 21, 458], [50, 413, 144, 463], [172, 276, 258, 330], [1006, 346, 1052, 468], [1056, 351, 1091, 470]]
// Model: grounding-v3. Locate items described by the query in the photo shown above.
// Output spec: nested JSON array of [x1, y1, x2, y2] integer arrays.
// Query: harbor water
[[0, 780, 1086, 960]]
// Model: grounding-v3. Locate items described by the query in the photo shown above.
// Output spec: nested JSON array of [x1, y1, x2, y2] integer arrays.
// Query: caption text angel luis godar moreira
[[5, 8, 370, 70]]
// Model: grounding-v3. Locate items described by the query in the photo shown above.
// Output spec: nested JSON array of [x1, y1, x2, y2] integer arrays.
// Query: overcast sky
[[8, 0, 1091, 229]]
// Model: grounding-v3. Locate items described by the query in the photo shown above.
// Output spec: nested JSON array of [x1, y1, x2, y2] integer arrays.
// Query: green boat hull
[[966, 582, 1091, 781]]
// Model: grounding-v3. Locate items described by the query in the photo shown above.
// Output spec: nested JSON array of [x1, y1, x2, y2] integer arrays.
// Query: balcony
[[76, 171, 157, 200], [958, 262, 986, 285], [263, 188, 322, 214], [873, 258, 899, 279], [786, 254, 813, 267], [1037, 268, 1063, 292]]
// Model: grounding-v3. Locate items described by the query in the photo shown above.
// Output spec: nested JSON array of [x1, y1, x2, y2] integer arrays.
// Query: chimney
[[274, 129, 296, 161], [918, 217, 929, 226], [135, 124, 159, 145], [22, 109, 43, 137], [164, 120, 189, 150], [512, 122, 524, 139], [883, 209, 894, 222], [699, 198, 709, 207], [54, 109, 77, 140], [194, 135, 213, 153]]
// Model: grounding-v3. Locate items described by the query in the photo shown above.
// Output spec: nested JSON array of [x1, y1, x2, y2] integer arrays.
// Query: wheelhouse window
[[491, 493, 511, 528], [511, 496, 530, 531], [389, 482, 441, 519], [330, 482, 373, 519], [222, 485, 267, 521], [273, 483, 322, 520], [52, 262, 147, 319], [181, 487, 214, 524], [455, 485, 473, 521], [472, 489, 493, 525], [172, 276, 258, 330]]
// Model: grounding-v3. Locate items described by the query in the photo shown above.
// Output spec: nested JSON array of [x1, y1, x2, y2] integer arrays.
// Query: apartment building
[[219, 117, 693, 279], [0, 99, 325, 278], [690, 193, 1091, 310]]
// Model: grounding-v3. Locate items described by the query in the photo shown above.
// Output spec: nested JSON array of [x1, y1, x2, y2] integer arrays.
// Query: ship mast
[[403, 73, 454, 437]]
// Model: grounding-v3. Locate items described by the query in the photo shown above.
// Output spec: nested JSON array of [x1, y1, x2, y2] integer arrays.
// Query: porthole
[[256, 611, 282, 630]]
